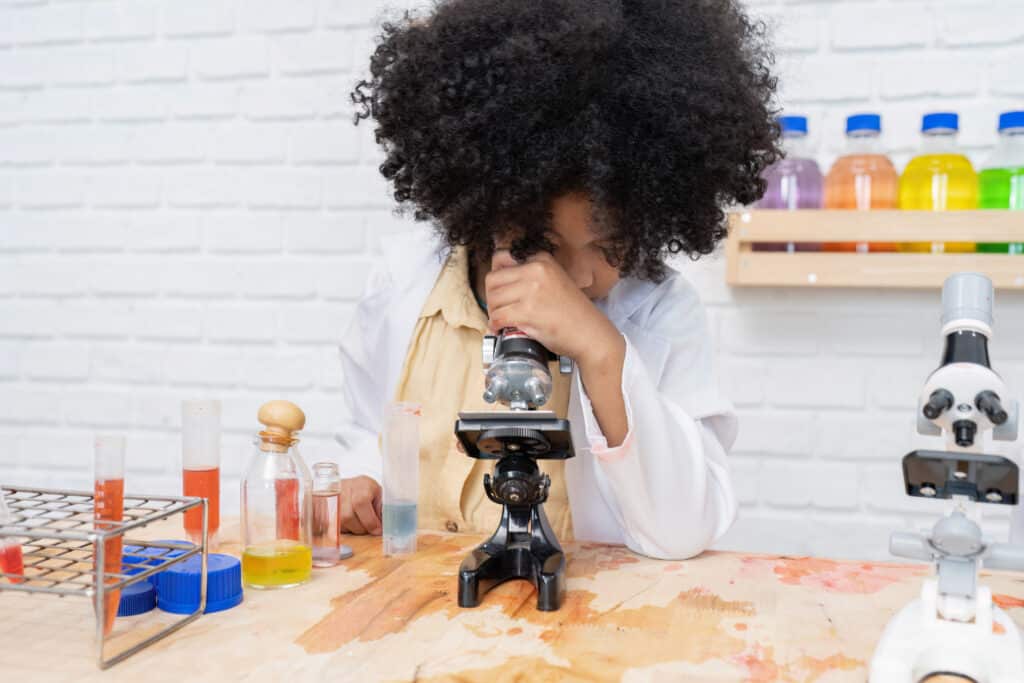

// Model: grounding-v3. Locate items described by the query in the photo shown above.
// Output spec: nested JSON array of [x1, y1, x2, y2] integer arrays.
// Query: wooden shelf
[[726, 210, 1024, 289]]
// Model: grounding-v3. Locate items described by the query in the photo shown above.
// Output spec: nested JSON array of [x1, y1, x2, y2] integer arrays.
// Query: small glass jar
[[312, 462, 352, 567]]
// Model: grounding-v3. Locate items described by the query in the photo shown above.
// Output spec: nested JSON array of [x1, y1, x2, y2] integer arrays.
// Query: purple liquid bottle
[[755, 115, 823, 252]]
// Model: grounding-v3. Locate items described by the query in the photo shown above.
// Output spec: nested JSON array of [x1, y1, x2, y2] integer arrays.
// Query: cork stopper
[[257, 400, 306, 453]]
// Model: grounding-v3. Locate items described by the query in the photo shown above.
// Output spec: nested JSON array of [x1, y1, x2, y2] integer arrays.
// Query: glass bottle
[[823, 113, 899, 252], [899, 112, 978, 253], [978, 110, 1024, 254], [755, 114, 824, 252], [241, 400, 313, 589], [311, 462, 352, 567]]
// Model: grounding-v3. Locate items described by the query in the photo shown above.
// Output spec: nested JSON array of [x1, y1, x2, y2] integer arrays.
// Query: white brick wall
[[1, 0, 1022, 561]]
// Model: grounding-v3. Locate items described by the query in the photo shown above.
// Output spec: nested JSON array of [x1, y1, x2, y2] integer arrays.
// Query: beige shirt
[[392, 247, 573, 539]]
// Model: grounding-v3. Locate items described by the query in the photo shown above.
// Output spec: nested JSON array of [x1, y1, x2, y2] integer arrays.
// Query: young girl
[[333, 0, 779, 559]]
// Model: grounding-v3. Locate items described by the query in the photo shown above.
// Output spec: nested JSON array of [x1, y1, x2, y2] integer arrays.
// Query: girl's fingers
[[490, 249, 519, 271], [353, 494, 382, 536], [340, 494, 368, 535]]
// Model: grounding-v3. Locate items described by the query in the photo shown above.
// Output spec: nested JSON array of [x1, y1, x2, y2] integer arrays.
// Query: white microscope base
[[870, 582, 1024, 683]]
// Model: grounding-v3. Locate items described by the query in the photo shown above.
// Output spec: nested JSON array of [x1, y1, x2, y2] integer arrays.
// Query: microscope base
[[457, 503, 567, 612], [870, 580, 1024, 683]]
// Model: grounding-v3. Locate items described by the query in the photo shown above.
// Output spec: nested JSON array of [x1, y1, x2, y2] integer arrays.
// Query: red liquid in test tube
[[0, 542, 24, 583], [94, 436, 125, 637], [182, 401, 221, 549], [0, 490, 24, 584]]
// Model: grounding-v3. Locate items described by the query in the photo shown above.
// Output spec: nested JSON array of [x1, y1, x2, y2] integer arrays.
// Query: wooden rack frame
[[726, 210, 1024, 289]]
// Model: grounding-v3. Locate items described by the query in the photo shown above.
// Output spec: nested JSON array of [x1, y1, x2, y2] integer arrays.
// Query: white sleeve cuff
[[575, 333, 636, 463]]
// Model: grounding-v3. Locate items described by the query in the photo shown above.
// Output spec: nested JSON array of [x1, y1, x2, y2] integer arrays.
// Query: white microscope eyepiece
[[942, 272, 993, 335]]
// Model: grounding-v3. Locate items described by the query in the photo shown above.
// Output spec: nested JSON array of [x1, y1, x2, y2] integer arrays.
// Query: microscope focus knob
[[923, 389, 955, 420], [482, 335, 497, 370], [976, 391, 1008, 425]]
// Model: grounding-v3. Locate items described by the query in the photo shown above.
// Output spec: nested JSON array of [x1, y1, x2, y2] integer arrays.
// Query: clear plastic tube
[[0, 490, 24, 585], [382, 403, 421, 556], [182, 400, 221, 549], [94, 435, 125, 636]]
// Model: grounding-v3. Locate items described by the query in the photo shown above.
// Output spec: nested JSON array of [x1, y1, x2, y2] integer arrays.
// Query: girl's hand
[[339, 476, 383, 535], [484, 250, 621, 367]]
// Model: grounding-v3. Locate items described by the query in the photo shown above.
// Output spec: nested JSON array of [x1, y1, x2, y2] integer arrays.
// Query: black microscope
[[454, 328, 575, 611]]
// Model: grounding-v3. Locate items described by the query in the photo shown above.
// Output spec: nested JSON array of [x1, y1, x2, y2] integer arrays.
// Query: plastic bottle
[[823, 113, 899, 252], [977, 110, 1024, 254], [241, 401, 313, 589], [899, 112, 978, 253], [755, 115, 823, 252]]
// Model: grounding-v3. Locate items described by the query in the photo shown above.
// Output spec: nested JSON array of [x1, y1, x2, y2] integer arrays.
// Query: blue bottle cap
[[998, 111, 1024, 131], [847, 113, 881, 134], [118, 564, 157, 616], [779, 115, 808, 134], [155, 553, 243, 615], [135, 540, 195, 586], [922, 112, 959, 132]]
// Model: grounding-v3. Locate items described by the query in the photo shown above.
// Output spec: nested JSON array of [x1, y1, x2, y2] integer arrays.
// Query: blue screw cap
[[923, 112, 959, 132], [779, 115, 808, 134], [117, 564, 156, 617], [154, 553, 243, 615], [998, 111, 1024, 131], [847, 113, 881, 134]]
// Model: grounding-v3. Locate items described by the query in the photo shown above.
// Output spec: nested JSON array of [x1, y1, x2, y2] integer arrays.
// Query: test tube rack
[[0, 485, 208, 670]]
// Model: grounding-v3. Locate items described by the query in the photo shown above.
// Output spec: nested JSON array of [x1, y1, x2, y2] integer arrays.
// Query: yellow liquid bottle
[[242, 540, 312, 588], [898, 113, 977, 253], [241, 401, 314, 590]]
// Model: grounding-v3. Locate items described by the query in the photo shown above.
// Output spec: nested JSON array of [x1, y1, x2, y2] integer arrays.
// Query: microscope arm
[[985, 543, 1024, 572], [890, 531, 936, 562]]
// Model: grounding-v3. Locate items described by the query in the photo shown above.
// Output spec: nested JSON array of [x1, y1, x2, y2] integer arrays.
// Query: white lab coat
[[334, 229, 738, 560]]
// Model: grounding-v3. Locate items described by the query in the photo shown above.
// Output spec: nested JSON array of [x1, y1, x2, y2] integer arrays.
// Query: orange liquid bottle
[[824, 114, 899, 252], [94, 435, 125, 637], [182, 400, 221, 548]]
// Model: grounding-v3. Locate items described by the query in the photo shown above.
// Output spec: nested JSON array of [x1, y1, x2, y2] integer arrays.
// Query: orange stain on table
[[736, 644, 862, 682], [993, 594, 1024, 610], [741, 556, 926, 594], [297, 534, 755, 682]]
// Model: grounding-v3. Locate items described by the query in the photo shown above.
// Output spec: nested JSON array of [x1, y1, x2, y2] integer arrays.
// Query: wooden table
[[3, 521, 1024, 682]]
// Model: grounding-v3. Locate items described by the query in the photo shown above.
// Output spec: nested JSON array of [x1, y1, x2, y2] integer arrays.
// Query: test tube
[[0, 489, 24, 585], [311, 462, 353, 567], [382, 403, 421, 556], [94, 435, 125, 637], [182, 400, 221, 549]]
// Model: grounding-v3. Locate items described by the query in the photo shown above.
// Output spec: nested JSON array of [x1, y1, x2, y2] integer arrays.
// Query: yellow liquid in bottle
[[898, 153, 978, 252], [242, 540, 312, 589]]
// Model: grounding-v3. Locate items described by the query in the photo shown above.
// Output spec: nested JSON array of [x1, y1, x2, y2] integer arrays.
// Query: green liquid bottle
[[977, 111, 1024, 254]]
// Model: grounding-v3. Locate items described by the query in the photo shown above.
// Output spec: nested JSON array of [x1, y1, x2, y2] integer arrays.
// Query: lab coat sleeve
[[576, 299, 738, 560], [332, 261, 392, 484]]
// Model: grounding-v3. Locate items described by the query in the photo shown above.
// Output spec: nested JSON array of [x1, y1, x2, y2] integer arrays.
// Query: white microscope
[[871, 273, 1024, 682]]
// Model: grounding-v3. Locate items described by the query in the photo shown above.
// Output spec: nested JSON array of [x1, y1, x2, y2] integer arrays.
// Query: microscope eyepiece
[[923, 389, 955, 420], [952, 420, 977, 448], [976, 390, 1009, 425]]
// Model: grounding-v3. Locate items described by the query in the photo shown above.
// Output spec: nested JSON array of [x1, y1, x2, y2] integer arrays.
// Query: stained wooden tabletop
[[3, 521, 1024, 682]]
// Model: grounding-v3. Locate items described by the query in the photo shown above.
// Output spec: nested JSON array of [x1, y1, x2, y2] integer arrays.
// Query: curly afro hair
[[353, 0, 780, 281]]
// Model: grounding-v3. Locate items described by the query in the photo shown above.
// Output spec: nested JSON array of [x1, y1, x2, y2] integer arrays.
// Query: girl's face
[[545, 194, 621, 301]]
